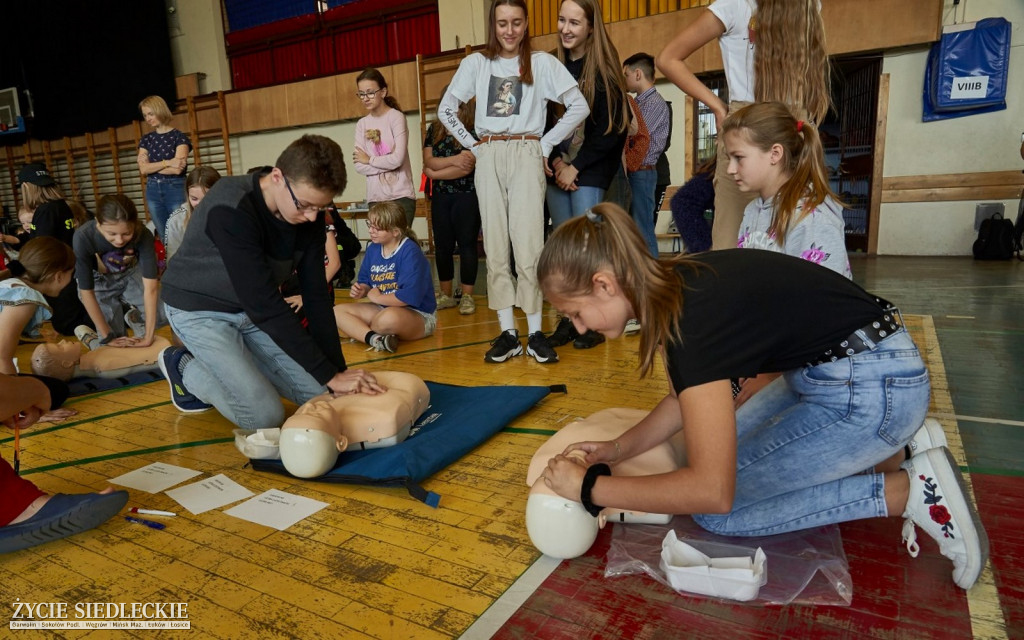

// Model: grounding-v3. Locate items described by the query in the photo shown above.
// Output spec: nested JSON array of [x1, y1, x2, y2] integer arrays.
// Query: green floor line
[[968, 466, 1024, 479], [21, 437, 235, 475], [504, 428, 558, 436], [0, 401, 170, 444]]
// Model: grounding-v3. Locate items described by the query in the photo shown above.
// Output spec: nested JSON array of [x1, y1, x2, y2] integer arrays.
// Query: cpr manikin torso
[[279, 371, 430, 478], [525, 408, 687, 559], [30, 329, 171, 381]]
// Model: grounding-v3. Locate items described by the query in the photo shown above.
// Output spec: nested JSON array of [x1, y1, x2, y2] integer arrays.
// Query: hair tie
[[584, 208, 602, 223], [7, 260, 26, 277], [796, 120, 805, 133]]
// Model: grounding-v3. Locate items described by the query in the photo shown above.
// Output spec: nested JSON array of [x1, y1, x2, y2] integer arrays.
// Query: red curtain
[[227, 1, 440, 91]]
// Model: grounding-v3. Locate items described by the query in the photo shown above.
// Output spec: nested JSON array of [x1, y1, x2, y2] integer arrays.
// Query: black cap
[[18, 163, 55, 187]]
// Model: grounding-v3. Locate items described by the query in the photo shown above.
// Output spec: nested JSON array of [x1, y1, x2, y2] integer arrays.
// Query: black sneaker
[[526, 331, 559, 364], [157, 347, 213, 413], [547, 316, 577, 347], [484, 330, 523, 363], [573, 329, 606, 349]]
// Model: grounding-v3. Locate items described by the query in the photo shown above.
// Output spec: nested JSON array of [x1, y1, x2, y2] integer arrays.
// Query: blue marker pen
[[124, 516, 166, 530]]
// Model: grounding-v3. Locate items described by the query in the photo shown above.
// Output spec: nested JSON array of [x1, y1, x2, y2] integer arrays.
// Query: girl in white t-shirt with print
[[438, 0, 589, 366]]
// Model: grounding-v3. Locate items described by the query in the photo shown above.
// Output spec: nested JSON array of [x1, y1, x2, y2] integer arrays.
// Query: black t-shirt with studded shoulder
[[664, 249, 889, 392]]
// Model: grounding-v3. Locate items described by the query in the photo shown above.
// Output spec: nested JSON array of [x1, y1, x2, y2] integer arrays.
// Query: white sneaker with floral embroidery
[[901, 447, 988, 590]]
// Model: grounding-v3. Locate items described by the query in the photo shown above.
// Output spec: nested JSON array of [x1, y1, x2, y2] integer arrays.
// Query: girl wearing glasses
[[438, 0, 589, 365], [353, 68, 417, 228]]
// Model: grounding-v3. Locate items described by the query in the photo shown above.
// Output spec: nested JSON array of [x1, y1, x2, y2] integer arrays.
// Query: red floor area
[[496, 509, 985, 639], [973, 473, 1024, 639]]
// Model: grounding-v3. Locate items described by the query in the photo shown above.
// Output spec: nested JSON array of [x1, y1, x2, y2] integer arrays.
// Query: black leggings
[[431, 191, 481, 286]]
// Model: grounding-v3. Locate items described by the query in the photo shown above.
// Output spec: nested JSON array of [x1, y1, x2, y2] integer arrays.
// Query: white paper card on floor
[[223, 489, 329, 531], [165, 473, 255, 515], [108, 462, 203, 493]]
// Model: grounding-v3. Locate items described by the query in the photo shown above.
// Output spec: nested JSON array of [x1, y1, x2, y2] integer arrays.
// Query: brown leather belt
[[636, 164, 656, 171], [477, 134, 541, 144]]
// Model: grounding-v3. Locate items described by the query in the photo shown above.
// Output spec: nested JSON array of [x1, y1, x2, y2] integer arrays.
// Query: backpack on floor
[[972, 212, 1015, 260]]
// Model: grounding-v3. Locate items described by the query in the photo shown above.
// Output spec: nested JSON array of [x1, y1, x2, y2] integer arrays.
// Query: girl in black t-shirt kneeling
[[534, 202, 987, 591]]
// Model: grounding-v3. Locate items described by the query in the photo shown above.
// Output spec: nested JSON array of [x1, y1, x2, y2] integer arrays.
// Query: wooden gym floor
[[2, 255, 1022, 639]]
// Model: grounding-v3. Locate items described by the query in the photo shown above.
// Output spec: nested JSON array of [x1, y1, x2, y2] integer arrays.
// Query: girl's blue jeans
[[693, 329, 930, 536], [146, 174, 186, 240], [546, 185, 606, 229]]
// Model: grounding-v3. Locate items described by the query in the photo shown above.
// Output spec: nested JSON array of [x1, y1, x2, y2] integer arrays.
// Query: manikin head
[[279, 372, 430, 478], [31, 341, 82, 381], [524, 408, 685, 559]]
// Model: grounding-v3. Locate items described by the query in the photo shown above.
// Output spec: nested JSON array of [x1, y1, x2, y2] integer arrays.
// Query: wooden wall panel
[[881, 171, 1024, 203], [285, 76, 341, 126]]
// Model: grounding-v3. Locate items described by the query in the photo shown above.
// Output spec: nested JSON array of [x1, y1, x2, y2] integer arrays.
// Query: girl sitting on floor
[[333, 202, 436, 353]]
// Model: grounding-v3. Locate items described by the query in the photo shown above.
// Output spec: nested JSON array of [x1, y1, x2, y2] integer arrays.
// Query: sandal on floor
[[0, 491, 129, 554]]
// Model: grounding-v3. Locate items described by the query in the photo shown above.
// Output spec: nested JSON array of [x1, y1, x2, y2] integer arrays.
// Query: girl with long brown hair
[[535, 202, 986, 592], [656, 0, 831, 250], [438, 0, 589, 365], [723, 101, 849, 277]]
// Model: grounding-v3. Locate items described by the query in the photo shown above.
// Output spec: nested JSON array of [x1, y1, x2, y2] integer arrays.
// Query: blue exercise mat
[[251, 381, 561, 506]]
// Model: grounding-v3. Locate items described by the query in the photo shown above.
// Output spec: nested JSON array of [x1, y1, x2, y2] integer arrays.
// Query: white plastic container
[[233, 428, 281, 460], [659, 530, 767, 601]]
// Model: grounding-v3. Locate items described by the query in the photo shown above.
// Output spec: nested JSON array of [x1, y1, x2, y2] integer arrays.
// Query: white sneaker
[[368, 333, 398, 353], [907, 418, 948, 455], [901, 447, 988, 590], [436, 293, 457, 310], [624, 319, 641, 335]]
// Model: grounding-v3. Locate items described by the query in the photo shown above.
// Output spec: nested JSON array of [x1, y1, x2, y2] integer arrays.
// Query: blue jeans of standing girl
[[146, 174, 186, 240], [546, 185, 606, 228], [693, 330, 930, 537]]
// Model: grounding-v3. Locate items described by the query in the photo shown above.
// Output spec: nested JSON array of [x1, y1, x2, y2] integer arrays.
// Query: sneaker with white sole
[[157, 347, 213, 413], [526, 331, 558, 364], [436, 293, 457, 310], [124, 307, 145, 337], [484, 330, 522, 363], [901, 447, 989, 590], [369, 333, 398, 353], [74, 325, 102, 351], [907, 418, 948, 456], [458, 295, 476, 315], [624, 319, 641, 335]]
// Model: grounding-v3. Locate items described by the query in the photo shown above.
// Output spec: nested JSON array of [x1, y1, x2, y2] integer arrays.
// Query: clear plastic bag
[[605, 516, 852, 606]]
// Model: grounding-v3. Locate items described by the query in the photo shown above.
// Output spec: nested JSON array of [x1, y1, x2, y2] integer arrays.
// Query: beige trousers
[[474, 139, 546, 314]]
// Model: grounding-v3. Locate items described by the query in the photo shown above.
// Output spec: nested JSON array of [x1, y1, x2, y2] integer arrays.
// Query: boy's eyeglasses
[[283, 175, 328, 214], [356, 89, 383, 100]]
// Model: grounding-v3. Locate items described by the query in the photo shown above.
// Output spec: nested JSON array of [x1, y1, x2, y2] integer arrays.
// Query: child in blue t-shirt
[[333, 201, 436, 353]]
